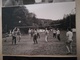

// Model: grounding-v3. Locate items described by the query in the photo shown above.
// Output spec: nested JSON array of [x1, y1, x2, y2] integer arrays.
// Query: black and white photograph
[[2, 0, 75, 7], [2, 1, 76, 55]]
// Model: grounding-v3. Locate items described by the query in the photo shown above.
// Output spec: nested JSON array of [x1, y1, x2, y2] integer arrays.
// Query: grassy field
[[2, 31, 76, 55]]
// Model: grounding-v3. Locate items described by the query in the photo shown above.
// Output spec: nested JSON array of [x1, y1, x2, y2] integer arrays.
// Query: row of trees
[[50, 14, 76, 30]]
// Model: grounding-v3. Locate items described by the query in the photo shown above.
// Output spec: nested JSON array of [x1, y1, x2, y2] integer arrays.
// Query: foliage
[[49, 14, 76, 30]]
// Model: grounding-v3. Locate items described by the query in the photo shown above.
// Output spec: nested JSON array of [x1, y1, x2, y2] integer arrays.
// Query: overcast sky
[[25, 2, 75, 20]]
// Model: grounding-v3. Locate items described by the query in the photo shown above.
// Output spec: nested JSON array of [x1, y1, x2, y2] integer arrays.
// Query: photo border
[[0, 0, 80, 60]]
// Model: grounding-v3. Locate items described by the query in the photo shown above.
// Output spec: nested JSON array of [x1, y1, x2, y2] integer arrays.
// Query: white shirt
[[12, 31, 17, 37], [56, 30, 60, 34], [66, 31, 73, 41], [45, 30, 49, 35], [34, 30, 37, 35], [53, 29, 56, 33], [28, 29, 31, 33]]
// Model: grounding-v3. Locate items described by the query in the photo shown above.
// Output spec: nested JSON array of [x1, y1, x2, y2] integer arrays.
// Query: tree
[[13, 6, 29, 26], [2, 6, 29, 33]]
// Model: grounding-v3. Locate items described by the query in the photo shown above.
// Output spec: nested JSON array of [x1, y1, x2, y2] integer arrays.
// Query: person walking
[[56, 28, 61, 41], [66, 28, 73, 54], [44, 28, 49, 42], [28, 28, 31, 35], [52, 28, 56, 38], [33, 29, 40, 44], [17, 28, 21, 42], [31, 29, 34, 38], [12, 27, 18, 45]]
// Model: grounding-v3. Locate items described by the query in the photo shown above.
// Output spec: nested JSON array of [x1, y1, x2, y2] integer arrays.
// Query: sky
[[25, 2, 75, 20]]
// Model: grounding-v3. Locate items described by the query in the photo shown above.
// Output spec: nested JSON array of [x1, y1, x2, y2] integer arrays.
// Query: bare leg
[[45, 36, 48, 42], [66, 45, 70, 53], [18, 36, 21, 42], [70, 42, 72, 53]]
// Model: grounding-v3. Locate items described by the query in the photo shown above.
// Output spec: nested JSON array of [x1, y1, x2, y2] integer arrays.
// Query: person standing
[[28, 28, 32, 39], [4, 32, 8, 42], [56, 28, 61, 41], [44, 28, 49, 42], [53, 28, 56, 38], [12, 27, 18, 45], [31, 29, 34, 38], [33, 29, 40, 44], [17, 28, 21, 42], [66, 28, 73, 54], [28, 28, 31, 35]]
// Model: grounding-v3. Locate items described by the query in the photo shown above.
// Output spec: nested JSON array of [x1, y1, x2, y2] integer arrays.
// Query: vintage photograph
[[2, 0, 75, 7], [2, 1, 76, 55]]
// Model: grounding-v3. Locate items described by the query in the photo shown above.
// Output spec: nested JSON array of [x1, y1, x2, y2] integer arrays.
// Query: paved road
[[2, 31, 76, 55]]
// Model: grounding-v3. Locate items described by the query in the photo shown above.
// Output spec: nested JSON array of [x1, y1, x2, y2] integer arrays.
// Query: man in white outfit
[[66, 28, 73, 54], [45, 28, 49, 42], [56, 28, 61, 41]]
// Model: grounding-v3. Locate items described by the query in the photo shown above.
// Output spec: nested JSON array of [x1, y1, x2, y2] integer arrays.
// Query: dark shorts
[[33, 35, 37, 40], [66, 40, 72, 45], [12, 36, 16, 40], [53, 33, 56, 35]]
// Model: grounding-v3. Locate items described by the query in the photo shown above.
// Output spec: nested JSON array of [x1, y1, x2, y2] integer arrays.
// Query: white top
[[12, 31, 17, 37], [56, 30, 60, 34], [28, 29, 31, 33], [53, 29, 56, 33], [66, 31, 73, 41], [34, 30, 38, 35], [45, 30, 49, 35]]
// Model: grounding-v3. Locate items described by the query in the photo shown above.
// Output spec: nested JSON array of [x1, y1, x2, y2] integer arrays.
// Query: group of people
[[4, 27, 74, 54], [28, 29, 40, 44], [12, 27, 21, 44], [52, 28, 61, 41], [28, 28, 50, 43], [28, 28, 61, 43], [5, 27, 22, 45], [52, 28, 73, 54], [28, 28, 74, 54]]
